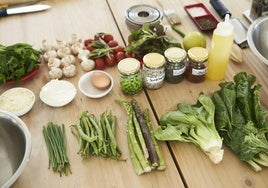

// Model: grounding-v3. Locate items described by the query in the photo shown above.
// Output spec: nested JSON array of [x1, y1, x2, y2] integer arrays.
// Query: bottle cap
[[164, 47, 187, 63], [188, 47, 208, 63], [214, 14, 234, 36], [117, 58, 140, 75], [143, 53, 165, 68]]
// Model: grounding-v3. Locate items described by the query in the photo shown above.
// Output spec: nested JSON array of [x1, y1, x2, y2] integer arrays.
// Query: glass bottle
[[164, 47, 187, 83], [142, 53, 165, 89], [117, 58, 143, 95], [185, 47, 208, 83]]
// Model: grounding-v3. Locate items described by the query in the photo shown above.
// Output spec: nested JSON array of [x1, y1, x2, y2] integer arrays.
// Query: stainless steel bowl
[[0, 110, 31, 188], [247, 16, 268, 66]]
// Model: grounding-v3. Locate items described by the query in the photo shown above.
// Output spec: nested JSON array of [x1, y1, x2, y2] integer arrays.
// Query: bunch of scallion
[[72, 111, 122, 160], [116, 99, 166, 175], [42, 122, 71, 176]]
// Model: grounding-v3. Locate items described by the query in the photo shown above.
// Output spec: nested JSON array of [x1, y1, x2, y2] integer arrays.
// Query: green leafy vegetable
[[125, 23, 181, 59], [154, 93, 224, 164], [211, 72, 268, 172], [0, 43, 41, 84]]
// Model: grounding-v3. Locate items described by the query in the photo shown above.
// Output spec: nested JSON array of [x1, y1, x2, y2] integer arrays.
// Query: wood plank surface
[[0, 0, 184, 188]]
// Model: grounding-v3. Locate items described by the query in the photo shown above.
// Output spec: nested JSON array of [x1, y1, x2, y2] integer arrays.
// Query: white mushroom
[[41, 39, 53, 52], [61, 55, 76, 67], [56, 39, 67, 50], [78, 49, 90, 61], [49, 67, 63, 79], [43, 50, 58, 62], [57, 47, 71, 58], [63, 64, 77, 77], [71, 42, 84, 55], [47, 57, 61, 69], [68, 33, 82, 45], [81, 58, 95, 71]]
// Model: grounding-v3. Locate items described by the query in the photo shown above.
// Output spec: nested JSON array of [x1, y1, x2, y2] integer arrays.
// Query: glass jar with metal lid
[[142, 53, 165, 89], [185, 47, 208, 83], [117, 58, 143, 95], [164, 47, 187, 83]]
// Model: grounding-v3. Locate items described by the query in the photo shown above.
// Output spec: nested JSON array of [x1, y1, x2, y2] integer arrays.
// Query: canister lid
[[117, 58, 141, 75], [188, 47, 208, 62], [143, 53, 165, 68], [164, 47, 187, 62]]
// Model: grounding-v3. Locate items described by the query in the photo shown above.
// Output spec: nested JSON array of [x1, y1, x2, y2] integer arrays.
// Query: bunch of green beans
[[42, 122, 71, 176], [72, 111, 122, 160]]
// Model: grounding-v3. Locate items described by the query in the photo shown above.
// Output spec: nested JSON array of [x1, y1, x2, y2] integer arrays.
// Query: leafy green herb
[[154, 93, 224, 164], [125, 23, 182, 59], [211, 72, 268, 172], [0, 43, 41, 84]]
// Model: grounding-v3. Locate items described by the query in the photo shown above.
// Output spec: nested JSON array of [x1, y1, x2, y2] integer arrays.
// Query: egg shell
[[90, 72, 111, 90]]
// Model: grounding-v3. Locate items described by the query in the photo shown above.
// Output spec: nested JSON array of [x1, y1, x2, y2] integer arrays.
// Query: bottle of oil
[[206, 14, 234, 81]]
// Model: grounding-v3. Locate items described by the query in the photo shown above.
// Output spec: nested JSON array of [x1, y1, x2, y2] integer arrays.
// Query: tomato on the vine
[[103, 34, 114, 43], [108, 40, 118, 47], [113, 45, 125, 54], [86, 45, 95, 52], [95, 58, 105, 70], [115, 51, 126, 63], [84, 39, 94, 47], [105, 54, 116, 67]]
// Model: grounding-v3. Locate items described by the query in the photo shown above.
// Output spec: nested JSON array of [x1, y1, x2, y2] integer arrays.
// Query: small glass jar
[[185, 47, 208, 83], [117, 58, 143, 95], [164, 47, 187, 83], [142, 53, 165, 89]]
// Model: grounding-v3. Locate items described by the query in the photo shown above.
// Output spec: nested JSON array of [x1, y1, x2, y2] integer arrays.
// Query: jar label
[[173, 66, 186, 76], [146, 74, 165, 84], [192, 68, 207, 75]]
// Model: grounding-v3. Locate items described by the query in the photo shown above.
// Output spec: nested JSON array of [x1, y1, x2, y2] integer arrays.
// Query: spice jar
[[185, 47, 208, 83], [142, 53, 165, 89], [164, 47, 187, 83], [117, 58, 143, 95]]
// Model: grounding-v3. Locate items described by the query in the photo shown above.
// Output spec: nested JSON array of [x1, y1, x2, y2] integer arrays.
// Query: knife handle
[[209, 0, 231, 19], [0, 8, 8, 17]]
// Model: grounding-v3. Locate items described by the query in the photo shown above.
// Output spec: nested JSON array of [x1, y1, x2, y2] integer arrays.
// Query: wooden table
[[0, 0, 267, 187]]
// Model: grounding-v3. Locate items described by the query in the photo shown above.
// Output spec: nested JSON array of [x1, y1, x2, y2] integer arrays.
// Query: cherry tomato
[[86, 45, 95, 52], [103, 34, 114, 43], [95, 58, 105, 70], [108, 40, 118, 47], [105, 54, 116, 67], [84, 39, 94, 47], [125, 52, 133, 58], [115, 51, 126, 63], [113, 45, 125, 54]]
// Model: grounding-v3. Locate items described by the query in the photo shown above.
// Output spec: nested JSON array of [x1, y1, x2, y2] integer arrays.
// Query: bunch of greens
[[43, 123, 72, 176], [0, 43, 41, 84], [125, 23, 181, 59], [211, 72, 268, 172], [72, 111, 122, 160], [116, 99, 166, 175], [154, 93, 224, 164]]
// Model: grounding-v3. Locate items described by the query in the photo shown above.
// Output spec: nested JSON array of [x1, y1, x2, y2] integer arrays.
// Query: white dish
[[78, 70, 113, 98], [0, 87, 35, 116], [39, 79, 76, 107]]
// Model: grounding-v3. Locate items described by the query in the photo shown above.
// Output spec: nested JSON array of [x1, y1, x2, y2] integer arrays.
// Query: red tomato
[[105, 54, 116, 67], [95, 58, 105, 70], [115, 51, 126, 63], [125, 52, 133, 58], [108, 40, 118, 47], [84, 39, 94, 47], [103, 34, 114, 43], [113, 45, 125, 54], [86, 45, 95, 52]]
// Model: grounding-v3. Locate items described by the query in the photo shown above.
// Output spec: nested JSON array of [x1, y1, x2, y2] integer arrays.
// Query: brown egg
[[90, 72, 111, 90]]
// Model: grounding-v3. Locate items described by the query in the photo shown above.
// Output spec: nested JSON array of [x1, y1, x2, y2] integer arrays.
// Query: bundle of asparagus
[[116, 99, 166, 175]]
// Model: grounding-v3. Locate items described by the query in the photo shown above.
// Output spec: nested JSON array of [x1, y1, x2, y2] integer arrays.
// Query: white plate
[[78, 70, 113, 98], [0, 87, 35, 116], [39, 79, 76, 107]]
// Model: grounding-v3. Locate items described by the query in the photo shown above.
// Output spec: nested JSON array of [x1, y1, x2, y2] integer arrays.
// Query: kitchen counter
[[0, 0, 267, 187]]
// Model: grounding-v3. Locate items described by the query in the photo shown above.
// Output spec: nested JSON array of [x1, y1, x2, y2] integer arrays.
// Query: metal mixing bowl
[[247, 16, 268, 66], [0, 110, 31, 188]]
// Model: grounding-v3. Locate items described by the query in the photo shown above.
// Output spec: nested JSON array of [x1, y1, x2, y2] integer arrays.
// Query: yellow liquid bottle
[[206, 15, 234, 81]]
